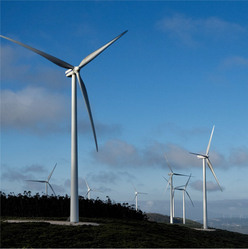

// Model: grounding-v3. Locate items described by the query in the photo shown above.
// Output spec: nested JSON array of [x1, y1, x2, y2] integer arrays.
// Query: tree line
[[0, 191, 146, 220]]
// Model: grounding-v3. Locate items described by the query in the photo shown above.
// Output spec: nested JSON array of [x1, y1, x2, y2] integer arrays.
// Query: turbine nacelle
[[197, 154, 208, 159], [190, 152, 208, 159], [65, 66, 80, 77]]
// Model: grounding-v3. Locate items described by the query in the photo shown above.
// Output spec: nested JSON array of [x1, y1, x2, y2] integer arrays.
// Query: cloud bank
[[93, 138, 248, 170], [190, 180, 224, 192], [1, 87, 69, 134]]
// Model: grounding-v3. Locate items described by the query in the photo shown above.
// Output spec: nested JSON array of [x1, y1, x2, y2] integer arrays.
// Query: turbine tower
[[174, 174, 194, 224], [190, 125, 222, 229], [26, 163, 57, 196], [1, 31, 127, 223], [133, 185, 147, 211], [164, 154, 188, 224], [163, 176, 174, 223]]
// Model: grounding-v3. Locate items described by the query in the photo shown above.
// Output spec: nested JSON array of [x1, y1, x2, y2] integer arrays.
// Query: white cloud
[[229, 146, 248, 166], [156, 14, 246, 46], [2, 168, 33, 183], [1, 44, 32, 81], [87, 171, 120, 185], [191, 180, 223, 192], [1, 44, 68, 90], [93, 139, 141, 167], [1, 86, 69, 133], [220, 56, 248, 69], [23, 164, 47, 174], [92, 138, 230, 170], [78, 119, 122, 136], [1, 86, 122, 136]]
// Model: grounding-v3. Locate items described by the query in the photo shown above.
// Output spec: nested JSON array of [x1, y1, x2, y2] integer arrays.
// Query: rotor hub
[[65, 66, 80, 77]]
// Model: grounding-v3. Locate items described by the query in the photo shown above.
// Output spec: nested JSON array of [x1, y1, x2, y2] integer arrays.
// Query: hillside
[[147, 212, 203, 228], [1, 217, 248, 248], [1, 193, 248, 247]]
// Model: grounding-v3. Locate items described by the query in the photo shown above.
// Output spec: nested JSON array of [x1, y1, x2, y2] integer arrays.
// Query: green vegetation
[[1, 191, 145, 220]]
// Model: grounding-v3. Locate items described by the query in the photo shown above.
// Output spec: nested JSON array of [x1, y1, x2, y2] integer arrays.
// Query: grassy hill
[[1, 217, 248, 248], [1, 193, 248, 247], [147, 212, 203, 228]]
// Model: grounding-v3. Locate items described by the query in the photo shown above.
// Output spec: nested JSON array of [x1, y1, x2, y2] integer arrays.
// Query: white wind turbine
[[174, 174, 194, 224], [132, 185, 147, 211], [84, 179, 101, 200], [190, 125, 222, 229], [164, 154, 189, 224], [163, 176, 175, 223], [1, 31, 127, 223], [26, 163, 57, 196]]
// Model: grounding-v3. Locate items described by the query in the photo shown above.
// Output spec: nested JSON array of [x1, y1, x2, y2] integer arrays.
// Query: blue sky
[[1, 1, 248, 220]]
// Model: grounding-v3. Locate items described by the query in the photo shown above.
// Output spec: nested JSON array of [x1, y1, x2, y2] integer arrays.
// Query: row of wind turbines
[[163, 125, 222, 229], [25, 163, 95, 199], [26, 165, 145, 212], [1, 31, 222, 229]]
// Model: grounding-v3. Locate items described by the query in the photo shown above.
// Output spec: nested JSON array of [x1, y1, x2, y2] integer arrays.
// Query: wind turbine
[[174, 174, 194, 224], [26, 163, 57, 196], [164, 154, 189, 224], [84, 179, 100, 199], [132, 185, 147, 211], [1, 31, 127, 223], [163, 176, 175, 223], [190, 125, 222, 229]]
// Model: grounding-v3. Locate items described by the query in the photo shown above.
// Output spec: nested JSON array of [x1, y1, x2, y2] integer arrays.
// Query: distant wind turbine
[[174, 174, 194, 224], [190, 125, 222, 229], [164, 154, 189, 224], [26, 163, 57, 196], [84, 179, 101, 199], [1, 31, 127, 223], [132, 185, 147, 211], [163, 176, 175, 221]]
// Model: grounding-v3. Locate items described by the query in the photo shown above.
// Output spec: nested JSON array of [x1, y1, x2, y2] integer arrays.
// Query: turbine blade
[[26, 180, 46, 183], [132, 183, 137, 192], [164, 180, 170, 193], [206, 158, 222, 191], [0, 35, 74, 69], [137, 192, 148, 195], [163, 176, 169, 183], [85, 190, 91, 198], [189, 152, 206, 157], [173, 173, 189, 177], [185, 174, 192, 189], [164, 153, 173, 173], [206, 125, 215, 155], [48, 183, 56, 196], [76, 72, 98, 152], [84, 179, 90, 190], [174, 187, 183, 191], [78, 30, 128, 69], [47, 163, 57, 181], [175, 185, 185, 189], [186, 190, 194, 207]]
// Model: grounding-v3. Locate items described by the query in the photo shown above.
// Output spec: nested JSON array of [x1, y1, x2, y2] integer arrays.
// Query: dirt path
[[4, 219, 100, 226]]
